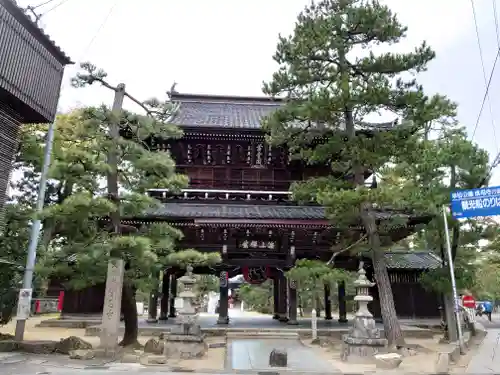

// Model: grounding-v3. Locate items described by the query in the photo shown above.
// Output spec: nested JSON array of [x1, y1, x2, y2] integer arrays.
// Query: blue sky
[[15, 0, 500, 183]]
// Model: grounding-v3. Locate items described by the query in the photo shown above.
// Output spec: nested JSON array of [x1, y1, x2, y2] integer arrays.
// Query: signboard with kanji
[[450, 186, 500, 219]]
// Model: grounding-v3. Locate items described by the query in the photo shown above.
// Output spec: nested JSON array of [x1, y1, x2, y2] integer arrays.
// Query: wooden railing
[[188, 178, 293, 191]]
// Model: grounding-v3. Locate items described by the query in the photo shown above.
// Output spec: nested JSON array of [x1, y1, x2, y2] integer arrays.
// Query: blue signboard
[[450, 186, 500, 219]]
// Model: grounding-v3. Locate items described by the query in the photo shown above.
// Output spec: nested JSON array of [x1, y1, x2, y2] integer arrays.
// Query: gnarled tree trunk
[[360, 205, 404, 347], [119, 279, 139, 347]]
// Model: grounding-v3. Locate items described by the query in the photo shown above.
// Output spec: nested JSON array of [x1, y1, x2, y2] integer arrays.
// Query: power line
[[470, 0, 499, 151], [78, 1, 119, 59], [493, 0, 500, 45], [23, 0, 72, 25], [39, 0, 71, 17], [31, 0, 56, 10], [57, 1, 119, 101]]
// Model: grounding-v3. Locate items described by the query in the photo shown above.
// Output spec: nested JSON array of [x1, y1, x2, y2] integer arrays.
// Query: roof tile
[[148, 203, 325, 220], [145, 203, 430, 225], [382, 251, 442, 270], [168, 93, 397, 130]]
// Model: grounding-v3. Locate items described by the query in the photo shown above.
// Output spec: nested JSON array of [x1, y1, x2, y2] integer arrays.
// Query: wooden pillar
[[273, 276, 279, 319], [278, 274, 288, 322], [316, 298, 321, 317], [217, 270, 229, 324], [338, 280, 348, 323], [324, 284, 332, 320], [287, 279, 298, 325], [168, 274, 177, 318], [159, 271, 170, 321], [147, 271, 160, 322]]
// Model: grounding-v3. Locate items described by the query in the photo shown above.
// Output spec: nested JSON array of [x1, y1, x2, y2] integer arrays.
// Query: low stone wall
[[36, 318, 100, 329], [83, 325, 434, 339], [32, 298, 59, 315]]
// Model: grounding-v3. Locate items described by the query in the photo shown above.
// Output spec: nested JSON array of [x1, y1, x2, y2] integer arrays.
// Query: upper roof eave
[[169, 91, 283, 104], [1, 0, 73, 65]]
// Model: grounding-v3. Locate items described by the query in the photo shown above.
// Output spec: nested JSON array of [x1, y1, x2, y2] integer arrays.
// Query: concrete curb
[[434, 326, 487, 374]]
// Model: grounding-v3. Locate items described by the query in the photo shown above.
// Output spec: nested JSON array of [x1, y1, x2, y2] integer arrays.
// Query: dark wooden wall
[[47, 278, 105, 316], [368, 269, 441, 319], [165, 139, 332, 191]]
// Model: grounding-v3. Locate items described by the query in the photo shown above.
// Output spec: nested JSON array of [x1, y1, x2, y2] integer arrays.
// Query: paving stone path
[[466, 328, 500, 373], [228, 338, 337, 372]]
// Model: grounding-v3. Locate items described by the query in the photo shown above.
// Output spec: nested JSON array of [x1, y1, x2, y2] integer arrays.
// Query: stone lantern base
[[341, 334, 387, 362], [162, 265, 208, 360], [163, 333, 208, 360]]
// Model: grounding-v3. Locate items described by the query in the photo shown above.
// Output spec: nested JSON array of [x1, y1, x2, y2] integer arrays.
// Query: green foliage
[[237, 281, 274, 314], [194, 274, 219, 296], [286, 260, 350, 288], [287, 260, 354, 310], [474, 261, 500, 300], [164, 250, 221, 269], [470, 228, 500, 300], [386, 114, 490, 295], [419, 256, 476, 294], [262, 0, 442, 343], [262, 0, 440, 237], [12, 63, 199, 296], [0, 203, 31, 325]]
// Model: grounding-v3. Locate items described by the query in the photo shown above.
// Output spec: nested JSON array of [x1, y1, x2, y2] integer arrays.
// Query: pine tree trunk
[[338, 44, 404, 348], [119, 280, 139, 347], [360, 206, 405, 348]]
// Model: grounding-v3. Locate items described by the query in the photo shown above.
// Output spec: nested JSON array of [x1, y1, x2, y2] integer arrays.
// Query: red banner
[[57, 291, 65, 311]]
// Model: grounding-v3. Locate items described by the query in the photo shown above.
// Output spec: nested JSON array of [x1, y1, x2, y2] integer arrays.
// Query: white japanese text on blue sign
[[450, 186, 500, 219]]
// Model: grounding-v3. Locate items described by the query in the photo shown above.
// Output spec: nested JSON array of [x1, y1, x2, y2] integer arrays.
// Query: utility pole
[[14, 121, 57, 341], [99, 83, 126, 352]]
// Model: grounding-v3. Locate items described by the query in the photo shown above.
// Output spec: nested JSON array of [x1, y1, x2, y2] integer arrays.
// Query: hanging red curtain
[[242, 266, 271, 284]]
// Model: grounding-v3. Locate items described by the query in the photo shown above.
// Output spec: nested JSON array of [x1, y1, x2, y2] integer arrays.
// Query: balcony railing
[[188, 178, 293, 191]]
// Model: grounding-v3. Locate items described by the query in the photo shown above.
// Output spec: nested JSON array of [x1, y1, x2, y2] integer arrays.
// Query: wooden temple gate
[[50, 91, 442, 322]]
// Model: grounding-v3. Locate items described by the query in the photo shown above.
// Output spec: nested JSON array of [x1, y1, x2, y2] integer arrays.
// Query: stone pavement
[[228, 338, 336, 372], [466, 328, 500, 373]]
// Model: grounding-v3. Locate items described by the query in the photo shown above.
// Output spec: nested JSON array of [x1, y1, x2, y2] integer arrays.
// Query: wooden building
[[53, 91, 441, 322], [0, 0, 71, 224]]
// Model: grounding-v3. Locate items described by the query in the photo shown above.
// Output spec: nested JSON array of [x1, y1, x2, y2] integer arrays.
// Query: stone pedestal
[[163, 265, 207, 360], [341, 261, 387, 362], [163, 334, 207, 359]]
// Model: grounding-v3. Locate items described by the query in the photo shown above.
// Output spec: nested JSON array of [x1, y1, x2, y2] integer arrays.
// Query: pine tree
[[27, 64, 220, 345], [263, 0, 438, 346]]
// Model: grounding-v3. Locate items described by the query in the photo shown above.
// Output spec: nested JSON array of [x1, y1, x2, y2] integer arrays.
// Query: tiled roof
[[168, 93, 280, 129], [168, 92, 397, 130], [144, 203, 430, 225], [382, 251, 442, 270], [148, 203, 325, 220]]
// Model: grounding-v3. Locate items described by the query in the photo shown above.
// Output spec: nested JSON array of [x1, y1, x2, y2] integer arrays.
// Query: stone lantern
[[341, 261, 387, 362], [163, 265, 207, 359]]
